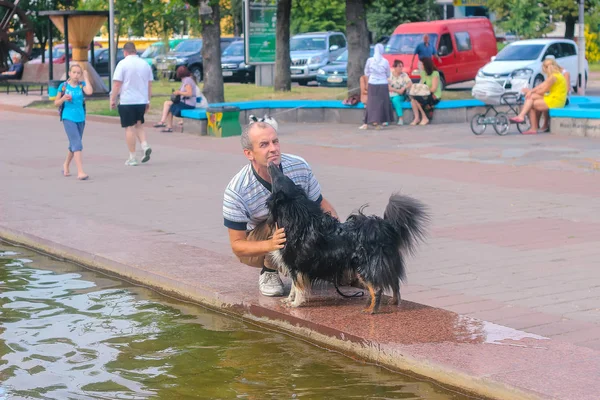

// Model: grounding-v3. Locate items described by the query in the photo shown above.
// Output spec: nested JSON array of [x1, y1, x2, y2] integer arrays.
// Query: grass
[[589, 63, 600, 72], [29, 79, 471, 118]]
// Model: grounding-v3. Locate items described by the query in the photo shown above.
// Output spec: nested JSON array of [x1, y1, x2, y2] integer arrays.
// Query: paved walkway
[[1, 107, 600, 399]]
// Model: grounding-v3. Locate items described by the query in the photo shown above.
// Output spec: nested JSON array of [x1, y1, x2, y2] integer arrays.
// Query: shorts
[[118, 104, 146, 128], [169, 102, 195, 117], [63, 120, 85, 152], [238, 221, 274, 269]]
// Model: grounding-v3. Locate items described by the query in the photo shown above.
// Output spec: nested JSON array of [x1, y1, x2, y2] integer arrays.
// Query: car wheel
[[298, 79, 309, 86], [533, 74, 544, 88], [190, 66, 203, 82], [439, 74, 446, 91]]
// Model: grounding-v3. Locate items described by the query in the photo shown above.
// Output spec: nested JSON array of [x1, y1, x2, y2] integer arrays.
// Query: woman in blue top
[[55, 64, 93, 180]]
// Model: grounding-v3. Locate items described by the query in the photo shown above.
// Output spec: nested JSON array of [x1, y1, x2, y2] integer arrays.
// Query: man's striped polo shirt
[[223, 153, 322, 231]]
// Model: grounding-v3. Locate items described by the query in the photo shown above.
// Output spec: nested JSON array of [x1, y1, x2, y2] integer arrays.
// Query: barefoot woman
[[55, 64, 93, 179], [509, 58, 568, 134]]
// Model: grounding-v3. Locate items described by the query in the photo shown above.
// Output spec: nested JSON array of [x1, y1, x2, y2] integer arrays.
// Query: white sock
[[141, 141, 149, 150], [129, 152, 136, 160]]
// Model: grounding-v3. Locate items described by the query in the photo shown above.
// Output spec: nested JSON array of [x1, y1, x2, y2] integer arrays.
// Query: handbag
[[171, 89, 181, 104], [342, 94, 360, 106], [409, 83, 430, 97]]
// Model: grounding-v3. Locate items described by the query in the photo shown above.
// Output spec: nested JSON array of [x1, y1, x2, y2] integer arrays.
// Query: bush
[[585, 25, 600, 63]]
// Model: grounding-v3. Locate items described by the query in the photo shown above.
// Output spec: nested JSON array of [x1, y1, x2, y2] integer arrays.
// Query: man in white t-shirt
[[223, 120, 338, 297], [110, 42, 154, 166]]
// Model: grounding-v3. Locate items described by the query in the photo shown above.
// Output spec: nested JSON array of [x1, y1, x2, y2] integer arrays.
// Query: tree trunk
[[274, 0, 292, 91], [201, 1, 224, 102], [346, 0, 370, 96], [564, 14, 576, 39]]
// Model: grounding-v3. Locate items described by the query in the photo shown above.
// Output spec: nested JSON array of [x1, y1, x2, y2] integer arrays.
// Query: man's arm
[[320, 196, 338, 219], [228, 227, 285, 258], [110, 80, 122, 109]]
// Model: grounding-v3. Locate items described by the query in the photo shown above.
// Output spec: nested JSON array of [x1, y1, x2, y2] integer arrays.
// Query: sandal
[[161, 128, 173, 133], [521, 130, 537, 135], [509, 117, 524, 124], [153, 122, 166, 128]]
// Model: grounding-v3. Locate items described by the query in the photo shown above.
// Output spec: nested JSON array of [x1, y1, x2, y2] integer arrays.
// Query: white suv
[[289, 31, 347, 86], [476, 39, 588, 92]]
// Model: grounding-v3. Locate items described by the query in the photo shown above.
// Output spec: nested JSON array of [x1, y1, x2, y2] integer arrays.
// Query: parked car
[[221, 40, 255, 83], [29, 42, 103, 64], [154, 37, 240, 81], [88, 48, 126, 76], [316, 46, 374, 88], [383, 18, 497, 88], [140, 39, 185, 78], [476, 38, 589, 92], [290, 31, 347, 86]]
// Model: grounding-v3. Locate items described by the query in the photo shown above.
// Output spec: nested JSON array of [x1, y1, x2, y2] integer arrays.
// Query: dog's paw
[[386, 297, 400, 306]]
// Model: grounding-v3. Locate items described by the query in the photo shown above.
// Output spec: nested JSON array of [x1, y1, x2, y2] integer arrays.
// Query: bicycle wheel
[[470, 114, 487, 135], [493, 113, 510, 136]]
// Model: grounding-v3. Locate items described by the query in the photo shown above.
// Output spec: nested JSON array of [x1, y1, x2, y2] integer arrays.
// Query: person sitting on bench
[[0, 54, 24, 81]]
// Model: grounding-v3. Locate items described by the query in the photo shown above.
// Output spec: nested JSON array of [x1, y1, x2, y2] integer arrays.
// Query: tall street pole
[[578, 0, 586, 95], [109, 0, 116, 93]]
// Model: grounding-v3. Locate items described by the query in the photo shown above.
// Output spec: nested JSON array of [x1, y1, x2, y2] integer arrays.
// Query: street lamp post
[[578, 0, 586, 95], [109, 0, 115, 92]]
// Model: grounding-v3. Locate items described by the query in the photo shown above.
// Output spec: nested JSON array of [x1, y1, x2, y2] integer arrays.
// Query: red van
[[383, 18, 497, 88]]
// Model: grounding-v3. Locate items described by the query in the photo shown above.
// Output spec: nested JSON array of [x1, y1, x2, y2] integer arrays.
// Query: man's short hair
[[123, 42, 137, 54], [241, 122, 272, 151]]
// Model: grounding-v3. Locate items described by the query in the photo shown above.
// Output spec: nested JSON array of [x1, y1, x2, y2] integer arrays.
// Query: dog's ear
[[248, 115, 258, 123]]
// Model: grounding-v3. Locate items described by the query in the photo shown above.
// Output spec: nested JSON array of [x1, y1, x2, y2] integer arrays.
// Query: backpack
[[58, 81, 86, 121]]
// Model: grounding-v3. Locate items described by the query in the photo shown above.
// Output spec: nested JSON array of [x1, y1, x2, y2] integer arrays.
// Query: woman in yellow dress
[[509, 58, 568, 134]]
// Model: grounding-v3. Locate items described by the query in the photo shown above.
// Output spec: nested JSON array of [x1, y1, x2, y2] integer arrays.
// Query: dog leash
[[333, 275, 364, 298]]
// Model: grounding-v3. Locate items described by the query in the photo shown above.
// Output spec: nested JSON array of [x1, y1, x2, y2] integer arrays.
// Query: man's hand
[[267, 225, 286, 252], [145, 103, 150, 112]]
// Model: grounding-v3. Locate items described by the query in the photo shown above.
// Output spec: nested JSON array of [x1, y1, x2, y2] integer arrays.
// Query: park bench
[[179, 98, 487, 136], [1, 63, 65, 95]]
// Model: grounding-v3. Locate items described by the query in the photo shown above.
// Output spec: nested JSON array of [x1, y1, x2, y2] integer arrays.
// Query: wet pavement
[[1, 105, 600, 399]]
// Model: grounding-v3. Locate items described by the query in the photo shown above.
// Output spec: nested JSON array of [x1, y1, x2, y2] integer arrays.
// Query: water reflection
[[1, 246, 472, 399]]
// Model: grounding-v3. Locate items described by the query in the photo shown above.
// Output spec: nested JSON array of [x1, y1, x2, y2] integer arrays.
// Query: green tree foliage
[[83, 0, 196, 49], [487, 0, 553, 39], [290, 0, 346, 34], [366, 0, 439, 41], [19, 0, 78, 61], [544, 0, 598, 39]]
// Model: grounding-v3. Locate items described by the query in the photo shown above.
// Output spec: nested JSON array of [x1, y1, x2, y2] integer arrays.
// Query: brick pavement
[[1, 107, 600, 399]]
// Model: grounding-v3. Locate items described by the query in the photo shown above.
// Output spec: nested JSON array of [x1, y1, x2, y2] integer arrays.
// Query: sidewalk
[[1, 107, 599, 399]]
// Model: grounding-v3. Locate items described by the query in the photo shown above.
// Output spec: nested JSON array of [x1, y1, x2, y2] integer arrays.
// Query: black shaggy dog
[[266, 162, 429, 314]]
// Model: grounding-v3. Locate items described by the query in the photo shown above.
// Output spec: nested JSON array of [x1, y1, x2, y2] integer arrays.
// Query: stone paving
[[1, 104, 600, 399]]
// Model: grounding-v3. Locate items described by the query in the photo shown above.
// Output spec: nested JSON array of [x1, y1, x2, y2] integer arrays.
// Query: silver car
[[290, 32, 347, 86]]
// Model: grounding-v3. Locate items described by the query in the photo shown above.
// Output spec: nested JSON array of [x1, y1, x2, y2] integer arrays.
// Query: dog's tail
[[384, 193, 429, 255]]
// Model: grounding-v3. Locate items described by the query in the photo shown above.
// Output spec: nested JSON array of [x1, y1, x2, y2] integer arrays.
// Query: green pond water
[[0, 244, 476, 399]]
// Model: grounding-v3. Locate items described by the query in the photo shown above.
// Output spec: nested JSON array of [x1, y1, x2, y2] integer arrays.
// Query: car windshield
[[222, 42, 244, 56], [290, 37, 327, 51], [385, 34, 438, 54], [495, 44, 545, 61], [174, 40, 202, 53], [141, 44, 163, 58]]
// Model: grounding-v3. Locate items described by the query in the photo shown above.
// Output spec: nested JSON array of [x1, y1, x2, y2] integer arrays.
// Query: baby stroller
[[470, 69, 533, 135]]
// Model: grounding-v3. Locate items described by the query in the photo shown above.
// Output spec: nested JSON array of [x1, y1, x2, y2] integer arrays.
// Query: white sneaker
[[397, 118, 404, 125], [141, 146, 152, 163], [125, 158, 138, 166], [258, 271, 285, 297]]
